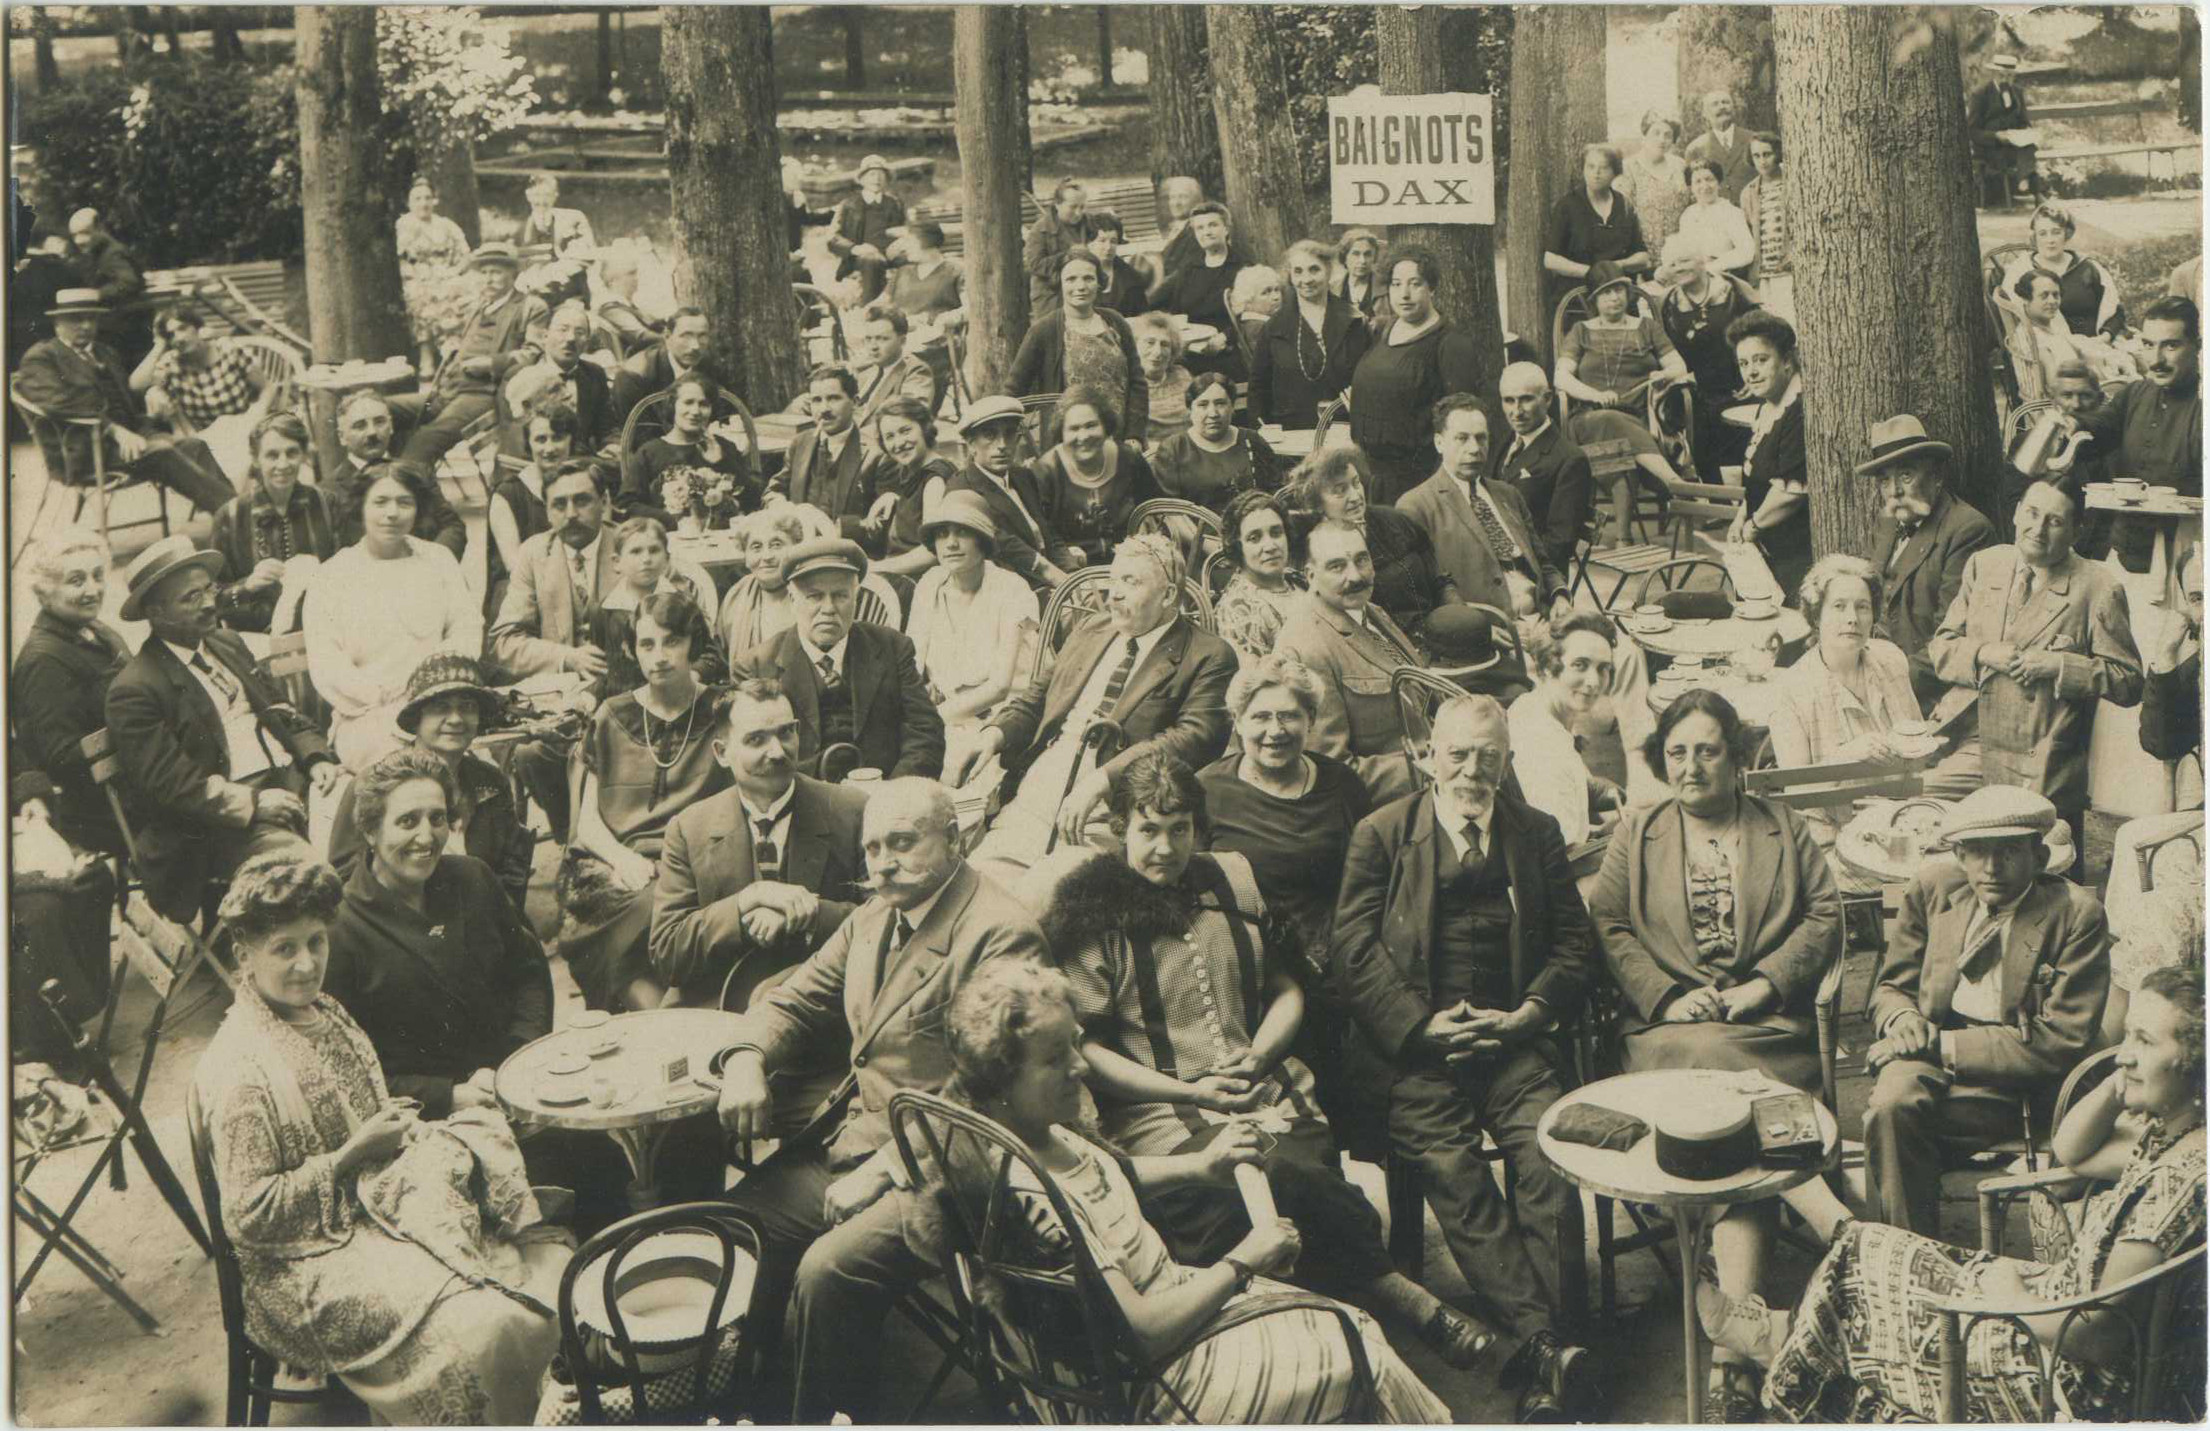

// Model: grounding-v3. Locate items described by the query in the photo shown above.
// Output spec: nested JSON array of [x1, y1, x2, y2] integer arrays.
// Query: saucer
[[1735, 605, 1778, 621], [546, 1054, 590, 1078], [1627, 615, 1674, 634]]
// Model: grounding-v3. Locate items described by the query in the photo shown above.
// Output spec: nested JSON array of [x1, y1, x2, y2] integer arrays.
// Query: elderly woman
[[1149, 371, 1282, 514], [194, 852, 568, 1424], [1555, 269, 1694, 497], [1334, 228, 1385, 319], [327, 655, 531, 912], [1542, 143, 1654, 316], [906, 490, 1040, 731], [1723, 309, 1814, 600], [394, 178, 472, 372], [1033, 384, 1165, 568], [1675, 160, 1758, 280], [1010, 249, 1148, 430], [1287, 448, 1447, 636], [1619, 111, 1691, 248], [304, 462, 481, 770], [1251, 239, 1369, 431], [1657, 234, 1755, 477], [13, 532, 132, 858], [1706, 964, 2206, 1424], [1507, 613, 1625, 848], [1999, 202, 2128, 341], [1348, 246, 1487, 504], [1045, 752, 1486, 1367], [922, 955, 1457, 1423], [1211, 489, 1303, 662], [588, 516, 725, 697], [567, 592, 732, 1012], [1132, 312, 1198, 447], [862, 396, 959, 579], [208, 411, 337, 634], [715, 503, 823, 655], [1589, 689, 1857, 1420], [1225, 263, 1283, 381]]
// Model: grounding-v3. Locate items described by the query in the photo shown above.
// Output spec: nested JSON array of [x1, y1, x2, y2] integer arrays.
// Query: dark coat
[[1490, 421, 1596, 571], [103, 629, 333, 921], [775, 424, 874, 528], [1872, 490, 1999, 708], [13, 335, 147, 482], [326, 752, 534, 913], [2141, 652, 2201, 764], [989, 615, 1235, 798], [1248, 294, 1369, 430], [1008, 306, 1149, 431], [944, 464, 1061, 591], [648, 778, 869, 1008], [745, 621, 947, 781], [1330, 787, 1595, 1101], [9, 610, 131, 855], [829, 193, 907, 280], [612, 346, 721, 429]]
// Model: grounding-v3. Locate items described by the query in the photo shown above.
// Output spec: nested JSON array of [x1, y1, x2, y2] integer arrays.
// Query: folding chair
[[9, 393, 175, 556]]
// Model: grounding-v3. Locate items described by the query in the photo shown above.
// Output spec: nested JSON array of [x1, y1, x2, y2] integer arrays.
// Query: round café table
[[295, 357, 416, 480], [1538, 1069, 1837, 1425], [497, 1007, 745, 1211], [1621, 608, 1807, 662]]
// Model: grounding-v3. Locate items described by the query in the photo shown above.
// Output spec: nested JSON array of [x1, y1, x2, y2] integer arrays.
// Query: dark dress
[[1544, 187, 1649, 313], [9, 610, 131, 856], [1032, 442, 1165, 568], [208, 484, 340, 634], [586, 593, 729, 702], [1658, 281, 1756, 477], [627, 435, 760, 527], [1248, 297, 1369, 430], [325, 753, 536, 913], [1348, 320, 1485, 505], [1741, 394, 1814, 602], [1197, 752, 1371, 954], [1363, 506, 1449, 637], [865, 451, 958, 562], [1148, 430, 1284, 513]]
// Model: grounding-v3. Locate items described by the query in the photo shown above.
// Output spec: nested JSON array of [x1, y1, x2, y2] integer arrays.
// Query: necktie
[[816, 652, 841, 689], [567, 544, 590, 606], [1959, 910, 2005, 981], [1466, 484, 1522, 565], [1887, 522, 1919, 571], [753, 815, 781, 880], [891, 913, 913, 956], [1095, 637, 1141, 717], [1460, 820, 1485, 874], [191, 650, 242, 708]]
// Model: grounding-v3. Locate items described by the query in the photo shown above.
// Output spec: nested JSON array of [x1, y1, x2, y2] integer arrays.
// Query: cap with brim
[[396, 653, 504, 734], [118, 534, 225, 621], [1936, 786, 2058, 846], [470, 241, 521, 270], [781, 536, 870, 585], [1986, 54, 2020, 71], [957, 394, 1027, 437], [856, 155, 892, 180], [1587, 262, 1634, 299], [919, 489, 998, 547], [1853, 415, 1953, 478], [46, 286, 106, 318]]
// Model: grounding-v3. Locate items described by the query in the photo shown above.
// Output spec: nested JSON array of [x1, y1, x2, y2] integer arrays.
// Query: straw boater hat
[[919, 489, 998, 550], [470, 241, 522, 270], [45, 286, 106, 318], [957, 394, 1027, 438], [396, 653, 504, 734], [780, 536, 870, 585], [118, 534, 224, 621], [1853, 415, 1953, 477], [1985, 54, 2020, 72]]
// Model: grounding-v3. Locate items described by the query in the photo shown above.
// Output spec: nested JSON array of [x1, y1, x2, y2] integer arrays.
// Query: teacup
[[2110, 478, 2149, 494]]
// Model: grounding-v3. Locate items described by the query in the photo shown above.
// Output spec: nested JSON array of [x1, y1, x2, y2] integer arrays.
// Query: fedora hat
[[1853, 415, 1953, 477], [396, 653, 503, 735], [957, 394, 1027, 437], [919, 489, 998, 548], [780, 536, 870, 586], [470, 241, 522, 270], [118, 534, 225, 621], [46, 286, 106, 318]]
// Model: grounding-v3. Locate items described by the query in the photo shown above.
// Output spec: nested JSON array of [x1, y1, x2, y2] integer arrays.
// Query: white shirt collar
[[1507, 420, 1553, 455], [161, 636, 211, 666], [740, 781, 797, 829], [798, 632, 851, 672], [894, 867, 959, 933], [1436, 796, 1494, 860]]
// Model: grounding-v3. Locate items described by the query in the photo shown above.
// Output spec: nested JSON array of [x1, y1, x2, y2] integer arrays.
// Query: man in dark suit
[[1273, 521, 1424, 803], [13, 288, 235, 514], [827, 155, 906, 307], [66, 208, 153, 368], [326, 392, 467, 557], [773, 366, 872, 534], [716, 778, 1047, 1421], [1967, 54, 2038, 201], [1865, 787, 2109, 1237], [1022, 178, 1095, 312], [942, 395, 1069, 591], [501, 299, 618, 462], [1398, 394, 1568, 620], [740, 538, 944, 781], [102, 537, 337, 923], [612, 305, 715, 426], [954, 532, 1234, 875], [396, 242, 546, 467], [1861, 414, 1999, 707], [1684, 90, 1756, 203], [1333, 694, 1595, 1420], [1492, 362, 1595, 572], [651, 671, 868, 1009]]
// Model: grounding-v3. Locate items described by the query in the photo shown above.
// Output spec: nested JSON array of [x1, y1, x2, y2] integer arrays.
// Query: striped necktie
[[1094, 637, 1141, 718]]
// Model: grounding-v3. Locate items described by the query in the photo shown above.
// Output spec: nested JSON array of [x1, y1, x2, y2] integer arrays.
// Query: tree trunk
[[294, 6, 411, 364], [1503, 5, 1607, 362], [1094, 6, 1113, 86], [416, 124, 482, 248], [159, 6, 183, 58], [663, 6, 806, 416], [2180, 7, 2202, 135], [953, 5, 1030, 396], [841, 9, 866, 89], [1374, 7, 1509, 423], [1147, 5, 1224, 199], [596, 9, 614, 104], [210, 11, 246, 64], [1207, 6, 1326, 270], [1676, 7, 1778, 142], [1774, 7, 2000, 551], [32, 10, 61, 87], [1012, 8, 1034, 193]]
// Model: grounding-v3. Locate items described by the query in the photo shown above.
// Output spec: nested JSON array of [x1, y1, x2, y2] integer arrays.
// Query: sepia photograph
[[3, 1, 2203, 1423]]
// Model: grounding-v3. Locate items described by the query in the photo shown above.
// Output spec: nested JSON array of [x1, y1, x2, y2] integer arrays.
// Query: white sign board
[[1329, 92, 1496, 226]]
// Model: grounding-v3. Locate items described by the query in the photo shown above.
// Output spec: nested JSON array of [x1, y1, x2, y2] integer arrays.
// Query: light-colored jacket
[[488, 525, 623, 679], [1271, 592, 1420, 805]]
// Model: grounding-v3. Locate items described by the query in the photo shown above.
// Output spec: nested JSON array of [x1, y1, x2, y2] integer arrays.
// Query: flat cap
[[1938, 786, 2057, 845], [780, 536, 869, 585], [957, 394, 1027, 436]]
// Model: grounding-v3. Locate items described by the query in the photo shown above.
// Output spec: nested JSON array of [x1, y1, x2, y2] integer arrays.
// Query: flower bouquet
[[662, 466, 741, 534]]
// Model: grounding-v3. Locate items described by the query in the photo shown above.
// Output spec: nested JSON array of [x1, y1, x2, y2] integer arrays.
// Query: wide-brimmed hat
[[1985, 54, 2020, 72], [781, 536, 870, 585], [1938, 786, 2057, 846], [396, 653, 503, 734], [45, 286, 106, 318], [856, 154, 892, 181], [118, 534, 225, 621], [1420, 605, 1503, 676], [470, 241, 522, 270], [1853, 414, 1953, 477], [919, 489, 998, 548], [958, 394, 1027, 437], [1586, 261, 1634, 300]]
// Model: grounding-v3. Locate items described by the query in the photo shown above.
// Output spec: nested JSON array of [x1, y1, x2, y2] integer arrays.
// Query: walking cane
[[1042, 719, 1124, 856]]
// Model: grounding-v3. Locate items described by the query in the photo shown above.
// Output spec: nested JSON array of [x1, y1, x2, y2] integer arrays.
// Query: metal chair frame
[[9, 391, 176, 555], [794, 284, 848, 365]]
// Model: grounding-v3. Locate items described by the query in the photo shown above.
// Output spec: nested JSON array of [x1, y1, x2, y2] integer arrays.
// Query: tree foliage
[[374, 7, 535, 148]]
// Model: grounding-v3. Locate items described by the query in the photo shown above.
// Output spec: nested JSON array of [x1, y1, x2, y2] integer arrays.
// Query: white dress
[[906, 560, 1038, 729], [1508, 690, 1596, 845], [306, 539, 484, 770]]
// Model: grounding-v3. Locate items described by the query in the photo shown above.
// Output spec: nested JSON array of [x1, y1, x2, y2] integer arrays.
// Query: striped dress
[[1005, 1129, 1451, 1424]]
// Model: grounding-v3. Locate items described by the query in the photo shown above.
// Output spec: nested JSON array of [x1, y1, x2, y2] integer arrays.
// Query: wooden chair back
[[856, 572, 903, 631], [80, 728, 145, 870], [617, 384, 762, 506], [1016, 392, 1060, 465], [1744, 760, 1928, 812]]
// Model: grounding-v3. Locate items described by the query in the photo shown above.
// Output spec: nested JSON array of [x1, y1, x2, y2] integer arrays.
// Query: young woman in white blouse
[[905, 489, 1038, 732]]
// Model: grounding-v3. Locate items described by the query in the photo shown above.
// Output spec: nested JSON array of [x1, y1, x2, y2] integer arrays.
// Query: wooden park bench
[[2038, 138, 2201, 187], [141, 260, 307, 356], [918, 176, 1163, 257]]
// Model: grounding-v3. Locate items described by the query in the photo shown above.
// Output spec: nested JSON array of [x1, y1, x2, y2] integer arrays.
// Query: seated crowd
[[9, 138, 2203, 1429]]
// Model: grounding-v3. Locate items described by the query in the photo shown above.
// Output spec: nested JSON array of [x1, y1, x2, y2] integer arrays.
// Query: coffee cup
[[847, 768, 883, 784], [2111, 478, 2148, 493]]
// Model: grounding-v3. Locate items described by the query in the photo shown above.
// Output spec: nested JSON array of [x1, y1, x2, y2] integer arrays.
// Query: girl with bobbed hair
[[863, 394, 960, 578], [587, 517, 725, 698], [210, 410, 337, 634], [1507, 611, 1625, 847], [197, 851, 569, 1424]]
